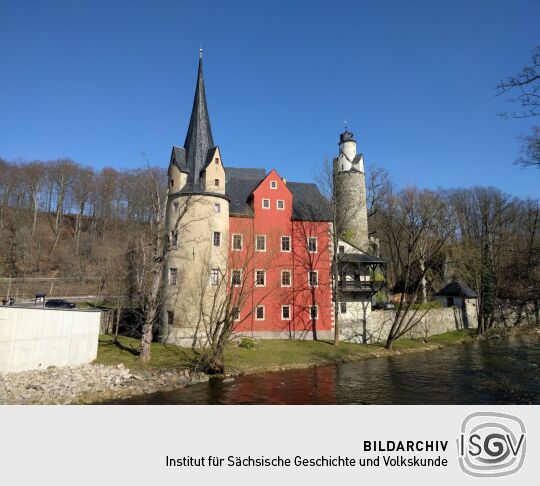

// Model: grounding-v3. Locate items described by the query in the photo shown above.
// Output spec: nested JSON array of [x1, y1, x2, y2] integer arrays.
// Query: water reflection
[[107, 335, 540, 405]]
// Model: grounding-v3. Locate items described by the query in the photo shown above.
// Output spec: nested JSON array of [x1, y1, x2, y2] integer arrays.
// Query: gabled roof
[[171, 146, 188, 173], [200, 146, 219, 173], [435, 281, 478, 298]]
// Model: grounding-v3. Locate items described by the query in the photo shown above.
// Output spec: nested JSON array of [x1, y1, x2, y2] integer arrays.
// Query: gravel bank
[[0, 364, 209, 405]]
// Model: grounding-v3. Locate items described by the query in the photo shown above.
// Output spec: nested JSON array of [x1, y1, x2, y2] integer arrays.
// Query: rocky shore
[[0, 364, 208, 405]]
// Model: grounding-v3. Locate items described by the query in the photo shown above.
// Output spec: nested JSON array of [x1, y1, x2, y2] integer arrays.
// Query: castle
[[160, 52, 385, 346]]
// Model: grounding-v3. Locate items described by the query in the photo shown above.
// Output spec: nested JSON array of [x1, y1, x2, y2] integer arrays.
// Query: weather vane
[[343, 120, 348, 131]]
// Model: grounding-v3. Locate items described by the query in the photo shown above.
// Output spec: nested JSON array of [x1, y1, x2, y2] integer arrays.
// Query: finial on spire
[[344, 120, 348, 131], [199, 43, 203, 59]]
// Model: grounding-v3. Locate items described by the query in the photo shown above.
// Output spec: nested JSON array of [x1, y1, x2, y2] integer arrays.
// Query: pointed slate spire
[[184, 49, 214, 189]]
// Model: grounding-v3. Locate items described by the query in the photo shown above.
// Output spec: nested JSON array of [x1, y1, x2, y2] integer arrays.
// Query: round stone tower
[[333, 130, 369, 251]]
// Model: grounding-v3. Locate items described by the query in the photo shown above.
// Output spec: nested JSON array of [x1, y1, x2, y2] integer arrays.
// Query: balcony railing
[[338, 280, 385, 293]]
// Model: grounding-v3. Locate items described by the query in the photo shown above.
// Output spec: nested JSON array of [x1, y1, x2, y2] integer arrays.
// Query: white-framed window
[[308, 237, 318, 253], [309, 270, 319, 287], [173, 201, 179, 212], [232, 306, 240, 321], [210, 268, 220, 286], [255, 305, 265, 320], [170, 231, 178, 247], [256, 235, 266, 251], [232, 234, 243, 250], [214, 203, 221, 213], [281, 270, 292, 287], [276, 199, 284, 210], [281, 305, 291, 320], [340, 302, 347, 314], [281, 235, 291, 252], [231, 269, 242, 286], [169, 268, 177, 286], [213, 231, 221, 247], [270, 180, 277, 189], [255, 270, 266, 287], [262, 198, 270, 209], [310, 305, 318, 320]]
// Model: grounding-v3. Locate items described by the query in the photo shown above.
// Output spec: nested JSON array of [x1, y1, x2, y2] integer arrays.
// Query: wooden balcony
[[338, 280, 385, 293]]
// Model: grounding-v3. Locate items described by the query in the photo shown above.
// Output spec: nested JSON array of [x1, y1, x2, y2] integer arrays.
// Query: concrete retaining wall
[[0, 307, 101, 373]]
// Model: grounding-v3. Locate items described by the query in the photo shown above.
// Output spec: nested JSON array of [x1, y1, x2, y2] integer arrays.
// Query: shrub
[[238, 338, 256, 349]]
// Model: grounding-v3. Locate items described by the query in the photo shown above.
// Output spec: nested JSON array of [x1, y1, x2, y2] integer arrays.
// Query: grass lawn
[[95, 329, 475, 374]]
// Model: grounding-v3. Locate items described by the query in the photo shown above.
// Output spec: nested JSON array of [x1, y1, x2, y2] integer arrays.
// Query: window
[[270, 180, 277, 189], [262, 198, 270, 209], [256, 235, 266, 251], [231, 269, 242, 286], [167, 311, 174, 326], [255, 305, 265, 320], [255, 270, 266, 287], [310, 305, 318, 320], [308, 237, 318, 253], [210, 268, 220, 286], [169, 268, 177, 286], [282, 305, 291, 320], [170, 231, 178, 247], [213, 231, 221, 247], [340, 302, 347, 314], [281, 270, 291, 287], [173, 201, 179, 212], [277, 199, 284, 210], [339, 245, 345, 253], [232, 234, 243, 250], [214, 179, 219, 186], [170, 179, 174, 187], [215, 158, 219, 165], [232, 306, 240, 321], [214, 203, 221, 213], [309, 270, 318, 287], [281, 236, 291, 252]]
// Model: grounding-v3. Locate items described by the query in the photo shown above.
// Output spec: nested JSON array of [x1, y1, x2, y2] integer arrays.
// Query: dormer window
[[270, 180, 277, 189], [215, 158, 219, 165], [214, 179, 219, 186], [170, 179, 174, 187]]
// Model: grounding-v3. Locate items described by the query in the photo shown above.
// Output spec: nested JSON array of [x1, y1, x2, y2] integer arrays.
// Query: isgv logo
[[457, 412, 526, 477]]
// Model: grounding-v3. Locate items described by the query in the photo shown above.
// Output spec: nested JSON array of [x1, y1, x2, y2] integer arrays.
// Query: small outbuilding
[[435, 281, 478, 308]]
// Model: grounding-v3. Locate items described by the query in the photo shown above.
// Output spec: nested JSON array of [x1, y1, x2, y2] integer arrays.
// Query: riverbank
[[1, 328, 482, 404]]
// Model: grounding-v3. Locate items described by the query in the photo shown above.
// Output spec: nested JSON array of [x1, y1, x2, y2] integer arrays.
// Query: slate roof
[[339, 253, 386, 264], [171, 146, 188, 172], [435, 281, 478, 298], [223, 167, 332, 220], [183, 55, 214, 190]]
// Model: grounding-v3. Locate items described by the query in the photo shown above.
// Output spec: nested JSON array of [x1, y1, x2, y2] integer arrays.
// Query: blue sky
[[1, 0, 539, 198]]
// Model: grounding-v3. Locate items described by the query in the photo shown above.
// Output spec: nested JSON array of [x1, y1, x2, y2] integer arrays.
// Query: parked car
[[45, 299, 76, 309], [373, 301, 395, 310]]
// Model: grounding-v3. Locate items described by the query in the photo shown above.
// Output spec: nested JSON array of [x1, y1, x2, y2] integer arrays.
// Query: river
[[106, 334, 540, 405]]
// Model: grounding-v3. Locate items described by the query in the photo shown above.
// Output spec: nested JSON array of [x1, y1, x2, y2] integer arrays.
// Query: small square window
[[270, 180, 277, 189], [310, 305, 318, 320], [214, 179, 219, 186], [214, 203, 221, 213], [340, 302, 347, 314], [232, 234, 243, 250], [210, 268, 220, 285], [255, 270, 266, 287], [281, 236, 291, 252], [262, 199, 270, 209], [309, 270, 318, 287], [339, 245, 345, 253], [231, 269, 242, 286], [213, 232, 221, 247], [256, 235, 266, 251], [277, 200, 284, 210], [255, 305, 265, 320], [308, 237, 317, 253], [281, 270, 291, 287], [282, 305, 290, 320], [169, 268, 177, 285], [215, 158, 219, 165], [232, 306, 240, 321]]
